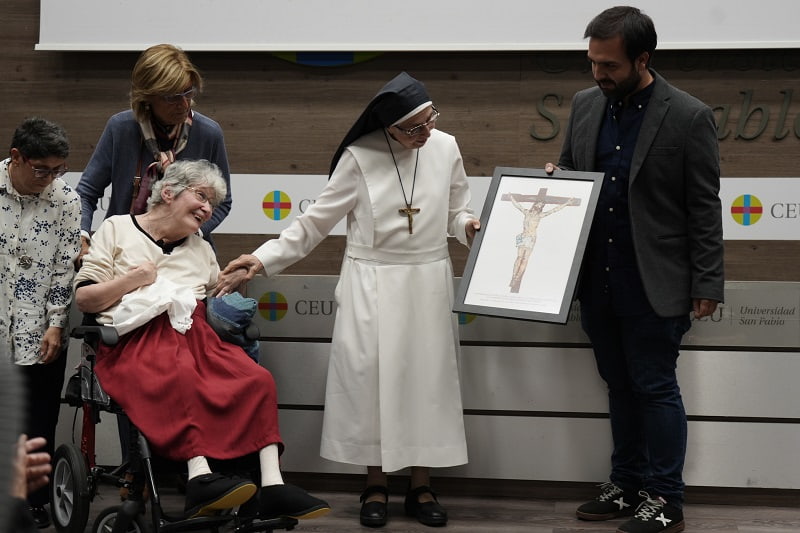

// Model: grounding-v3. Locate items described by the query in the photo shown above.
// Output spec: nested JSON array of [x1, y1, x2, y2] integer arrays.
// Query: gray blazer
[[558, 71, 724, 317]]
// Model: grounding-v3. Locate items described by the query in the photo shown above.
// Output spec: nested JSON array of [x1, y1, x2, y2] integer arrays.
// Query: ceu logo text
[[730, 194, 763, 226], [258, 292, 288, 321], [262, 190, 292, 220]]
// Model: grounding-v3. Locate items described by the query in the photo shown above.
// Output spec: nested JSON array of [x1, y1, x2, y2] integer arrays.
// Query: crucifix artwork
[[503, 188, 580, 293]]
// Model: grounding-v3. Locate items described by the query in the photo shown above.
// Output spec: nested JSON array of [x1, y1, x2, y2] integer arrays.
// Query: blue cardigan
[[77, 110, 232, 239]]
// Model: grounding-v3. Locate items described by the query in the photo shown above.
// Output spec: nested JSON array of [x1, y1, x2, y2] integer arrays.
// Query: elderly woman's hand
[[128, 261, 158, 289], [215, 254, 264, 296], [75, 260, 158, 315]]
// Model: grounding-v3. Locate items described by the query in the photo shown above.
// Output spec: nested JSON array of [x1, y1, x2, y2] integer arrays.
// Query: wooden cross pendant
[[399, 206, 421, 234]]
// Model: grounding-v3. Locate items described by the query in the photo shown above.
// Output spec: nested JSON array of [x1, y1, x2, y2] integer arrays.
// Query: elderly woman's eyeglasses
[[184, 186, 216, 206], [162, 87, 197, 104], [24, 157, 68, 179], [395, 107, 440, 137]]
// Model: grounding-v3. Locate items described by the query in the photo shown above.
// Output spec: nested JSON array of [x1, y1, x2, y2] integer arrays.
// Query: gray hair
[[148, 159, 227, 210]]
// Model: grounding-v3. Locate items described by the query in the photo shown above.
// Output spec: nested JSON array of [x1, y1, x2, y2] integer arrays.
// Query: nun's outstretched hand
[[466, 218, 481, 247], [215, 254, 264, 296]]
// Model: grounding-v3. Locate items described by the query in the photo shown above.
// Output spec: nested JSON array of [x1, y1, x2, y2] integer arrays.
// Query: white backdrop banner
[[63, 173, 492, 237], [719, 177, 800, 240], [64, 174, 799, 240]]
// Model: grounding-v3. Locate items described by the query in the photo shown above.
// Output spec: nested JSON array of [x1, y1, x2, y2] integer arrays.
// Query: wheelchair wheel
[[50, 443, 91, 533], [92, 506, 147, 533]]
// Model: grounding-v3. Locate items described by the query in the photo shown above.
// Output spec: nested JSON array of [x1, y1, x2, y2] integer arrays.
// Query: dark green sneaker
[[617, 494, 685, 533], [576, 481, 644, 520]]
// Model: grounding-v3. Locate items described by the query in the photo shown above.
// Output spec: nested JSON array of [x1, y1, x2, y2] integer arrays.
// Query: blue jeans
[[580, 300, 691, 508]]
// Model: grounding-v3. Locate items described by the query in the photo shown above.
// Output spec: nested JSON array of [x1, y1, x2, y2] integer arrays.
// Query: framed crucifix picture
[[454, 167, 604, 323]]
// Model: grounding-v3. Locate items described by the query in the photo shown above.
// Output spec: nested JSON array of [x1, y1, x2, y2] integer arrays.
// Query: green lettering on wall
[[774, 89, 793, 140], [530, 93, 562, 141], [530, 88, 800, 143], [712, 104, 732, 141], [735, 90, 769, 140]]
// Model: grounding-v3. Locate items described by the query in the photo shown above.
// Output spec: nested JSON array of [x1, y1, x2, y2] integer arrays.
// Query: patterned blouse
[[0, 158, 81, 364]]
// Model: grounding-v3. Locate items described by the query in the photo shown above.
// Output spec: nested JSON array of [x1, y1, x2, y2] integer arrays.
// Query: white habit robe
[[254, 128, 473, 471]]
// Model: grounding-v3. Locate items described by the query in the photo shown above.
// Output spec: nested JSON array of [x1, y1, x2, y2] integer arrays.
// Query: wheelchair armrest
[[71, 325, 120, 346], [244, 322, 260, 341]]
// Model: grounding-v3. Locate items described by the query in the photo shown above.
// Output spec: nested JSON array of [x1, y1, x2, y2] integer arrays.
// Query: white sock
[[187, 456, 212, 480], [259, 444, 284, 486]]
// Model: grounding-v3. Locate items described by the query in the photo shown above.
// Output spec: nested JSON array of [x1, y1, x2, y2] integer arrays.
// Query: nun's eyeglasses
[[395, 107, 440, 136]]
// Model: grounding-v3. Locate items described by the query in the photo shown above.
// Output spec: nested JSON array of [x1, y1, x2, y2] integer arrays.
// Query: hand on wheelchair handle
[[75, 235, 91, 271]]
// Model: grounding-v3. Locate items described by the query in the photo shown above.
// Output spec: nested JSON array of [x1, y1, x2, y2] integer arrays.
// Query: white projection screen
[[37, 0, 800, 52]]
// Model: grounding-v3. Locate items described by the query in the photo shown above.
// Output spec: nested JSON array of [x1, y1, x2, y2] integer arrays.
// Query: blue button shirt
[[579, 80, 656, 315]]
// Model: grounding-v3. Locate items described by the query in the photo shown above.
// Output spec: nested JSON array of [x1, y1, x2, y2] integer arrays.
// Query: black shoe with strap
[[404, 485, 448, 527], [258, 483, 331, 520], [360, 485, 388, 527], [184, 472, 257, 518]]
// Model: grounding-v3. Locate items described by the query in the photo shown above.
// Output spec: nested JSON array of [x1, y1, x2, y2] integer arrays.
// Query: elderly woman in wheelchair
[[73, 159, 330, 521]]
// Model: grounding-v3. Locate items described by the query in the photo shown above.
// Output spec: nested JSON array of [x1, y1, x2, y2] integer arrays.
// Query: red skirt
[[94, 301, 282, 461]]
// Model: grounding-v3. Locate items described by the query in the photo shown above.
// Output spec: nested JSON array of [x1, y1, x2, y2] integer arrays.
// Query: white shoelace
[[597, 481, 624, 501], [633, 492, 667, 520]]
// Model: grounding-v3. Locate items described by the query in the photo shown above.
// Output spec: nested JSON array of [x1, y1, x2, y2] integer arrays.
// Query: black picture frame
[[454, 166, 604, 323]]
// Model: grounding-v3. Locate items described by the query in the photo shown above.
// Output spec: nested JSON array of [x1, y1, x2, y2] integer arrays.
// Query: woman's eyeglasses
[[162, 87, 197, 104], [185, 186, 216, 207], [24, 157, 68, 179], [395, 107, 440, 137]]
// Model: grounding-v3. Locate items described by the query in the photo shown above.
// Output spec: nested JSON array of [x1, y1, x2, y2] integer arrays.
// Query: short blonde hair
[[130, 44, 204, 122]]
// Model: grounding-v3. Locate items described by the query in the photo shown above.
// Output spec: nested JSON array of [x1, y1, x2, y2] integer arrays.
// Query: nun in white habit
[[217, 72, 480, 528]]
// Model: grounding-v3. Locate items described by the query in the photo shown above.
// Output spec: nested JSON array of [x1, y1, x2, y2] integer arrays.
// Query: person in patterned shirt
[[0, 117, 81, 528]]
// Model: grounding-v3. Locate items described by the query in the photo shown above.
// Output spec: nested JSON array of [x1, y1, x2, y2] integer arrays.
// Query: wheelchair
[[51, 324, 298, 533]]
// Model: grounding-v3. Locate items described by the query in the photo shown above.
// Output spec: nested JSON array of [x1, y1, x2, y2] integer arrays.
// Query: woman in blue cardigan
[[76, 43, 232, 258]]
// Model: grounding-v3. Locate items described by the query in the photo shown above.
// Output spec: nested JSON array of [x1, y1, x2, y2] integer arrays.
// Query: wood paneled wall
[[5, 1, 800, 280]]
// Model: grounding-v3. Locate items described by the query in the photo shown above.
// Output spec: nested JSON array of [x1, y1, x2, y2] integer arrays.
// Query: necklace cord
[[384, 129, 419, 208]]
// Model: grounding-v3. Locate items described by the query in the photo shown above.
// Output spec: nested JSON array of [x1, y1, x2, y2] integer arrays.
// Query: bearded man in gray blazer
[[547, 6, 724, 533]]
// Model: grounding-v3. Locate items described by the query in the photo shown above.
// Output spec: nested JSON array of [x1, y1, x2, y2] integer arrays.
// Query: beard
[[596, 67, 642, 100]]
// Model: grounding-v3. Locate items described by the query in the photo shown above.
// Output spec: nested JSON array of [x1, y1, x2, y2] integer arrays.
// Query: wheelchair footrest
[[233, 516, 299, 532]]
